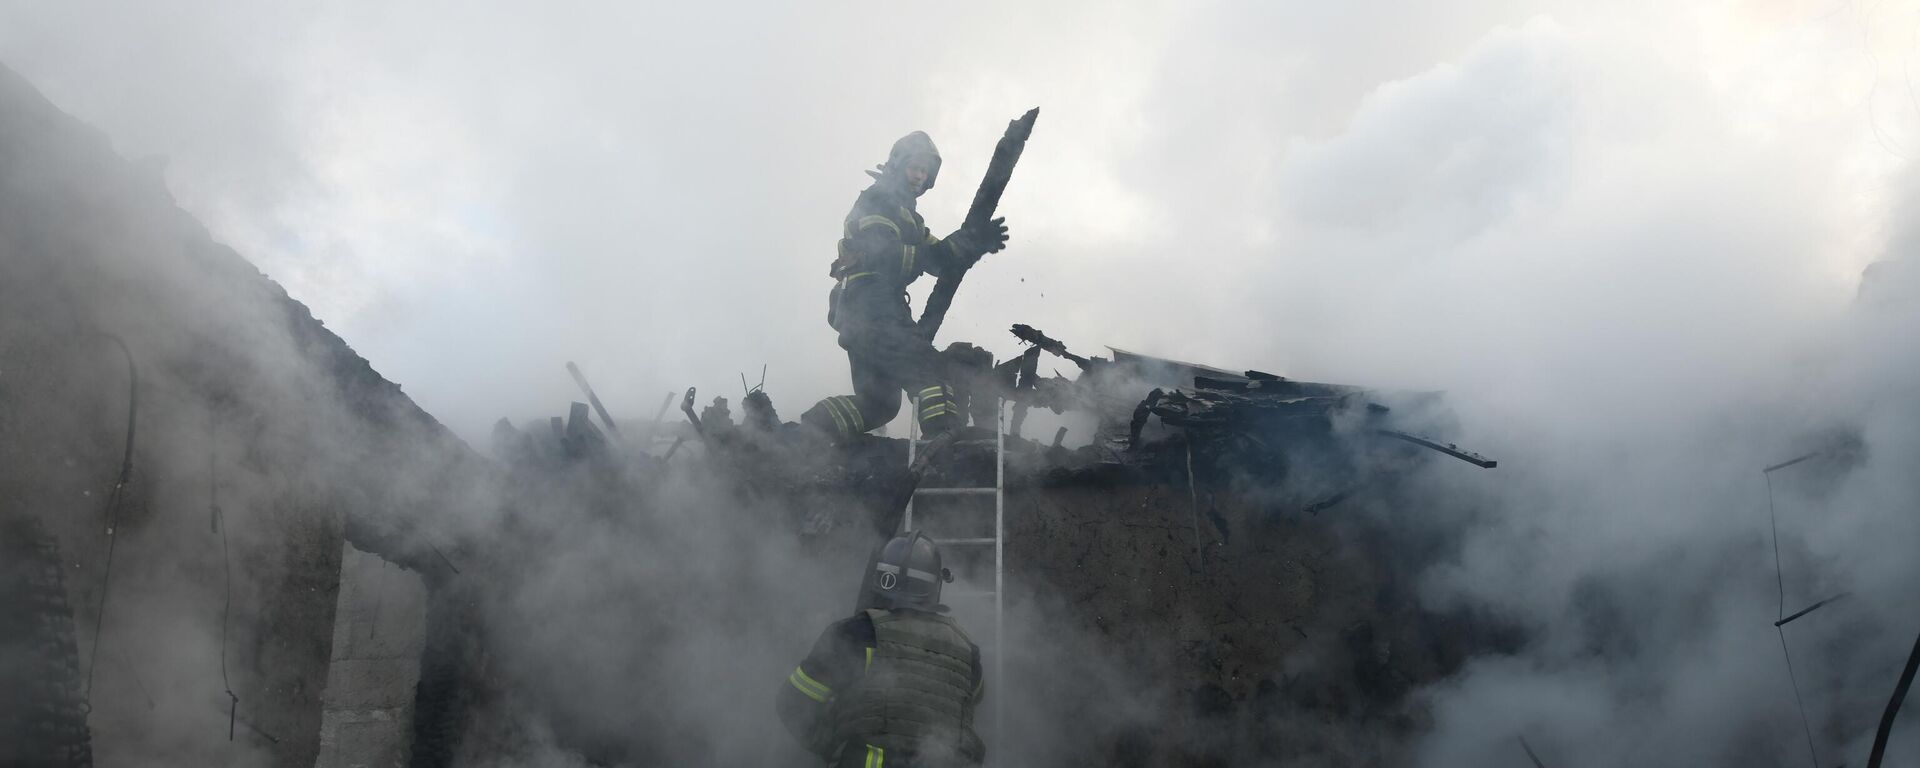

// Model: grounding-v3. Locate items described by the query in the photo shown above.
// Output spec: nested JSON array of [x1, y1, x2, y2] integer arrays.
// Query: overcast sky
[[4, 0, 1913, 442]]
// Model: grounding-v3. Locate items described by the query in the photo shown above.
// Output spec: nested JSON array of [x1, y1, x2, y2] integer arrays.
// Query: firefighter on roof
[[801, 132, 1009, 443]]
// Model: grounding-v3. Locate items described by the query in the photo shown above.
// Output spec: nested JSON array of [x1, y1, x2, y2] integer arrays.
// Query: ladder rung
[[914, 487, 996, 496], [935, 537, 997, 546]]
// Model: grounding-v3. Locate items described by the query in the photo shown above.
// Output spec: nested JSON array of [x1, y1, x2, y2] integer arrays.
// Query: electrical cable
[[1766, 473, 1789, 616], [1778, 628, 1821, 768], [82, 333, 137, 714], [1764, 469, 1821, 768], [211, 413, 238, 740]]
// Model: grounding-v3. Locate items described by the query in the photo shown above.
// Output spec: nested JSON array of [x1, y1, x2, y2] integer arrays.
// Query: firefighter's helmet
[[881, 131, 941, 192], [864, 530, 951, 611]]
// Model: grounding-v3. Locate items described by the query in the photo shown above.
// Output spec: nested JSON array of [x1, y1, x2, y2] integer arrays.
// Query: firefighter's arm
[[775, 617, 867, 757], [927, 217, 1010, 277], [919, 227, 961, 278], [776, 662, 837, 756]]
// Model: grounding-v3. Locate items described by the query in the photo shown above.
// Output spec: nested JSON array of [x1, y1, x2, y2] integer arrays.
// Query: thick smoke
[[1244, 14, 1920, 768], [7, 1, 1920, 767]]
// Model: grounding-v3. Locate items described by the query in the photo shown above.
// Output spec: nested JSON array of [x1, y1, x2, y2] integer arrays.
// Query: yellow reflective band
[[865, 745, 885, 768], [921, 404, 955, 419], [830, 398, 863, 435], [864, 646, 874, 669], [821, 398, 850, 434], [840, 272, 875, 288], [833, 398, 864, 436], [836, 397, 865, 432], [788, 667, 832, 703], [918, 386, 946, 398], [856, 215, 901, 237], [902, 245, 916, 274], [925, 230, 939, 246]]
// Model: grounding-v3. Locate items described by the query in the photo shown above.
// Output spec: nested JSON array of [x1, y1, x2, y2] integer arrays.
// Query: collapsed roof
[[495, 322, 1497, 535]]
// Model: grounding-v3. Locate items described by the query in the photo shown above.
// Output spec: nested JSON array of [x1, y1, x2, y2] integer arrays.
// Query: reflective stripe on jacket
[[828, 186, 958, 331]]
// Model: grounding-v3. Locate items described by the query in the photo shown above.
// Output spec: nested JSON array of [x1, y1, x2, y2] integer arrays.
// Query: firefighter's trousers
[[803, 321, 960, 442]]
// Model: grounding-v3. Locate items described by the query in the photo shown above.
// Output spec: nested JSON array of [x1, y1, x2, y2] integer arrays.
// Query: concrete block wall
[[315, 544, 428, 768]]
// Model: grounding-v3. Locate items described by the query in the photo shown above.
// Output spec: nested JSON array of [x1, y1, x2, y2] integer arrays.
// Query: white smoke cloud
[[8, 0, 1920, 765]]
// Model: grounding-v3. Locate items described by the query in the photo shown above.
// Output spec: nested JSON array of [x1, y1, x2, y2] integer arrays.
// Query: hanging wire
[[1763, 467, 1821, 768], [1778, 628, 1821, 767], [83, 333, 138, 712], [429, 543, 461, 575], [1766, 473, 1789, 618], [210, 412, 238, 740], [1517, 734, 1549, 768]]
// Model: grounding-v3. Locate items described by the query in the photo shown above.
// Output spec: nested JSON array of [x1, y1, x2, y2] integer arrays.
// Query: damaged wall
[[0, 61, 483, 767], [315, 543, 429, 768]]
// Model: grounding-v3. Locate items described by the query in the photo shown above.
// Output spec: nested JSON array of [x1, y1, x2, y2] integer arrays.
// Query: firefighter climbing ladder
[[905, 394, 1006, 752]]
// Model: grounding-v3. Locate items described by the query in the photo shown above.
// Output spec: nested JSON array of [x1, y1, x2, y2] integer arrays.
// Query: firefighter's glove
[[974, 217, 1010, 254], [946, 217, 1010, 264]]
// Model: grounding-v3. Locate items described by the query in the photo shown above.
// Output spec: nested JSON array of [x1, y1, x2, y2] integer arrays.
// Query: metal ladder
[[904, 394, 1006, 751]]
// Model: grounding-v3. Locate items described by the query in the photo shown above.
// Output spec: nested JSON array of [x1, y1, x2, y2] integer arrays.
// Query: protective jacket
[[828, 184, 965, 334], [778, 609, 984, 768], [804, 182, 967, 441]]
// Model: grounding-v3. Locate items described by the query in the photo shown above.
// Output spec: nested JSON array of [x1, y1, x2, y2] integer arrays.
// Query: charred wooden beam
[[565, 361, 622, 440], [679, 386, 703, 436], [1375, 429, 1498, 469]]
